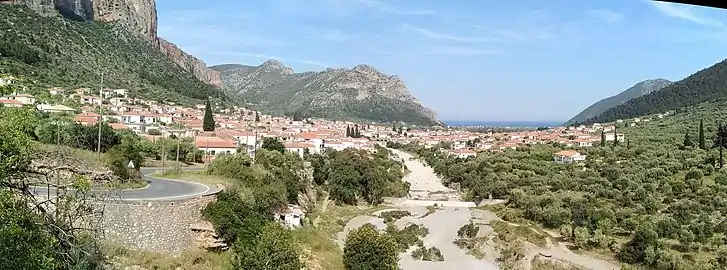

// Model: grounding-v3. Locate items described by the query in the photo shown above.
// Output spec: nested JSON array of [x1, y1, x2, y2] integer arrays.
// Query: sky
[[156, 0, 727, 122]]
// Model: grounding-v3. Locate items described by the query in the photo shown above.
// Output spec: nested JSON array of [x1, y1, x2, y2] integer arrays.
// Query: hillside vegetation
[[212, 61, 441, 126], [585, 58, 727, 124], [0, 5, 228, 105], [565, 79, 672, 126], [392, 100, 727, 269]]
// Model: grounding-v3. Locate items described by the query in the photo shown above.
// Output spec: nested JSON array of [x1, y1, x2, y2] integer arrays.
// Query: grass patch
[[420, 203, 442, 219], [490, 220, 548, 247], [411, 244, 444, 261], [379, 210, 411, 223], [100, 179, 148, 190], [104, 243, 232, 270]]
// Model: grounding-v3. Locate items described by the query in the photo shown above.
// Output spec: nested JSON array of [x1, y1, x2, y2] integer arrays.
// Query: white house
[[37, 104, 76, 114], [284, 142, 316, 158], [79, 95, 102, 105], [554, 150, 586, 164], [195, 135, 238, 162], [275, 204, 305, 229], [0, 76, 14, 86], [604, 133, 625, 142], [3, 93, 36, 105], [48, 87, 66, 95], [448, 149, 477, 158]]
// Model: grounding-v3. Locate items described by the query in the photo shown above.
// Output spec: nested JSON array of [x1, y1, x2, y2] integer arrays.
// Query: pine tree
[[203, 99, 215, 132], [684, 131, 693, 147], [600, 130, 606, 147], [255, 111, 260, 122], [699, 119, 705, 149]]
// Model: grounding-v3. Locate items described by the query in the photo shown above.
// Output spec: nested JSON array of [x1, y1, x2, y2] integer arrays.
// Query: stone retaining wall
[[100, 196, 216, 254]]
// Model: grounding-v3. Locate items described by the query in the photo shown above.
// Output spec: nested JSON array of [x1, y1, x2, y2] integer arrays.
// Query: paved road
[[30, 167, 218, 201]]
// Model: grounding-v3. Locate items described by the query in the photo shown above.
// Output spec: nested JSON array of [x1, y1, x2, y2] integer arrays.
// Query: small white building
[[3, 93, 36, 105], [275, 204, 305, 229], [554, 150, 586, 164], [37, 104, 76, 114], [604, 133, 626, 142], [284, 142, 316, 158]]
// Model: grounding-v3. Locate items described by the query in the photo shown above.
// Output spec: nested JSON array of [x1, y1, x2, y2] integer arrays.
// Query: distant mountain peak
[[564, 78, 672, 125], [260, 59, 285, 69], [352, 64, 379, 74]]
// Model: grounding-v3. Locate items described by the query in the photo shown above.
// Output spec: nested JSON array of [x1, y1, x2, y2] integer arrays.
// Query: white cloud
[[207, 51, 329, 67], [422, 46, 505, 56], [586, 9, 624, 23], [401, 24, 497, 43], [650, 1, 723, 27]]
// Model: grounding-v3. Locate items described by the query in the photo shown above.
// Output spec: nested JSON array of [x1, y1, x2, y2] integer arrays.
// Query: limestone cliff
[[156, 38, 222, 86], [3, 0, 221, 86]]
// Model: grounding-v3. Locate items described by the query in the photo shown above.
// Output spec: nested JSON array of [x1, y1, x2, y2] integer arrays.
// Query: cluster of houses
[[2, 78, 663, 166]]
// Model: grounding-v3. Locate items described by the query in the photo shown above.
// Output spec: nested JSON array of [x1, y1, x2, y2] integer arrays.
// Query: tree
[[232, 223, 302, 270], [354, 124, 360, 138], [613, 126, 618, 147], [203, 98, 215, 131], [717, 123, 726, 168], [261, 137, 285, 153], [699, 119, 706, 149], [343, 223, 398, 270], [346, 125, 351, 137], [600, 130, 606, 147], [684, 131, 694, 147], [255, 111, 260, 122]]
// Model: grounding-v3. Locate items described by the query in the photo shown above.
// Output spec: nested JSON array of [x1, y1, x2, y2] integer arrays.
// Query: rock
[[4, 0, 221, 86], [190, 221, 228, 251]]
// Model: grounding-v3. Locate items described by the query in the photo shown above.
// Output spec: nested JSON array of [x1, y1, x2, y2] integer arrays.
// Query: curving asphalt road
[[30, 167, 219, 201]]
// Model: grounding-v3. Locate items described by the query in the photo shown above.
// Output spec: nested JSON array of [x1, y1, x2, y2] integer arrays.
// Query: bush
[[343, 223, 398, 270], [457, 223, 480, 238], [411, 245, 444, 261], [380, 210, 411, 223]]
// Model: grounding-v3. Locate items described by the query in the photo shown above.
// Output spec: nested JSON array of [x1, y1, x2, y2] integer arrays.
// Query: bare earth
[[335, 148, 620, 270]]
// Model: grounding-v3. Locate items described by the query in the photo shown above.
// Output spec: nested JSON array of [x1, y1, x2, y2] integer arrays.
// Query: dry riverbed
[[331, 148, 622, 270]]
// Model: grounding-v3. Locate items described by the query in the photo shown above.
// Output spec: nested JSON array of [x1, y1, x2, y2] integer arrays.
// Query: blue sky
[[157, 0, 727, 122]]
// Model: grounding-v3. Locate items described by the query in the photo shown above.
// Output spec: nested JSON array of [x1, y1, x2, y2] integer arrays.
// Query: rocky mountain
[[0, 5, 228, 105], [212, 61, 441, 126], [585, 58, 727, 124], [565, 79, 672, 126], [2, 0, 221, 86]]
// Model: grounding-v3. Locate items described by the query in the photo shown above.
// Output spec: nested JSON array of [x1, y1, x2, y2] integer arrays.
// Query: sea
[[442, 120, 564, 128]]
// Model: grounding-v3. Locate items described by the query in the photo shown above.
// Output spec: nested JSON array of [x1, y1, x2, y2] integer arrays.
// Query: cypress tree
[[613, 126, 618, 147], [626, 138, 630, 149], [354, 125, 360, 138], [346, 125, 351, 137], [699, 119, 705, 149], [255, 111, 260, 122], [392, 123, 396, 131], [600, 130, 606, 147], [719, 123, 725, 169], [202, 99, 215, 132]]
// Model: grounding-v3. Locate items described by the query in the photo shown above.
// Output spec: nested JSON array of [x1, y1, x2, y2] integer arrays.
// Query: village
[[0, 76, 667, 165]]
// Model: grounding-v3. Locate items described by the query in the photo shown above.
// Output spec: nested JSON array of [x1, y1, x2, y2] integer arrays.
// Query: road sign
[[127, 160, 135, 169]]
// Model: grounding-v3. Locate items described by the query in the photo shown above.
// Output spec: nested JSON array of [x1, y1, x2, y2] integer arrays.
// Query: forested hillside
[[584, 58, 727, 124], [565, 79, 672, 126], [0, 5, 229, 105], [391, 100, 727, 269]]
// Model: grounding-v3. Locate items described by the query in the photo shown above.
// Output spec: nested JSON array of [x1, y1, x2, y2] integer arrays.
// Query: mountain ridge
[[565, 78, 672, 126], [585, 58, 727, 124], [212, 61, 441, 126]]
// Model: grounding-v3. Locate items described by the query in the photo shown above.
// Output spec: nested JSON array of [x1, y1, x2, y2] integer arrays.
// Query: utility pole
[[96, 72, 104, 155], [175, 137, 180, 169], [161, 135, 166, 174]]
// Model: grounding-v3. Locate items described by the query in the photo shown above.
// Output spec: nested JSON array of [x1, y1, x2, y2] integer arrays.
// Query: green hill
[[0, 5, 228, 105], [565, 79, 672, 126], [584, 58, 727, 124]]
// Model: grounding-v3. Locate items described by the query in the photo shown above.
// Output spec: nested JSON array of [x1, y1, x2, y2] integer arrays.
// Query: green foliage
[[262, 137, 285, 153], [380, 210, 411, 223], [0, 5, 229, 106], [457, 223, 480, 238], [106, 135, 145, 180], [385, 223, 429, 252], [203, 99, 215, 131], [0, 190, 57, 270], [411, 245, 444, 261], [343, 223, 399, 270], [231, 222, 302, 270], [318, 148, 409, 205], [699, 119, 706, 149]]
